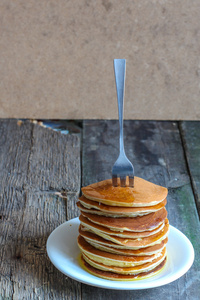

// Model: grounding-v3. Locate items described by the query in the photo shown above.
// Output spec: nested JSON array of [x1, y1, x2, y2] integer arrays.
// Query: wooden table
[[0, 119, 200, 299]]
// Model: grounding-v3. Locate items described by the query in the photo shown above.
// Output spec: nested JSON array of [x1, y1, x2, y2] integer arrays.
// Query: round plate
[[46, 218, 194, 290]]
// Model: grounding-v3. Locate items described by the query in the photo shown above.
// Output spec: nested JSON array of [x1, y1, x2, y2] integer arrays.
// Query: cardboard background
[[1, 0, 200, 120]]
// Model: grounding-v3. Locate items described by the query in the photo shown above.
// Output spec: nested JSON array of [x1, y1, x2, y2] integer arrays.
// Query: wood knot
[[15, 254, 23, 260]]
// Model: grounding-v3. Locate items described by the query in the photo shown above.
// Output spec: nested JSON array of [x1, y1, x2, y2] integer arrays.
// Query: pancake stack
[[77, 177, 169, 281]]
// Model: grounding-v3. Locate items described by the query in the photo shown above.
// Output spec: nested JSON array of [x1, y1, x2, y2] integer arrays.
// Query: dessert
[[77, 177, 169, 280]]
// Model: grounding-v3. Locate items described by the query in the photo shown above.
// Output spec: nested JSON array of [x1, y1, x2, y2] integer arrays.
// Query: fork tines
[[112, 175, 134, 188]]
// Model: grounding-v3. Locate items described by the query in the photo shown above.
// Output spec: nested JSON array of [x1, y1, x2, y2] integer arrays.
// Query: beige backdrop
[[0, 0, 200, 120]]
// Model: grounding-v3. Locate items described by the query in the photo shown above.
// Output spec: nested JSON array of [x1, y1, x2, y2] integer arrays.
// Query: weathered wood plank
[[0, 119, 80, 193], [180, 121, 200, 217], [0, 119, 81, 300], [82, 120, 200, 300]]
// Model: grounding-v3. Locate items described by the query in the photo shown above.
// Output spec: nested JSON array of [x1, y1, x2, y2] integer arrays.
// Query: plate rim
[[46, 217, 194, 290]]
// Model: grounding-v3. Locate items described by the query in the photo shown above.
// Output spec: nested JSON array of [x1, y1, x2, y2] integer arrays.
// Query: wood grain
[[0, 119, 81, 299], [82, 120, 200, 300], [180, 121, 200, 217]]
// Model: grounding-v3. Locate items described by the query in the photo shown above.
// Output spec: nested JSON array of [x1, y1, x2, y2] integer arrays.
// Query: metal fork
[[112, 59, 134, 187]]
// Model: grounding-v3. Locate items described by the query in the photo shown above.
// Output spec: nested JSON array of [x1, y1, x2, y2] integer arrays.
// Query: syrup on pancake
[[77, 177, 169, 281]]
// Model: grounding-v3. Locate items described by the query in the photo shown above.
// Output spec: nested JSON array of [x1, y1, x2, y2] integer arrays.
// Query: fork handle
[[114, 59, 126, 153]]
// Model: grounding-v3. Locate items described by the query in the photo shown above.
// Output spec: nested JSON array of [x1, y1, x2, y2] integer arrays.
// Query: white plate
[[46, 218, 194, 290]]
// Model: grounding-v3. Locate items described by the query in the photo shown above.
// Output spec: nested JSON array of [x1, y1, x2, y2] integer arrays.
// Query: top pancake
[[82, 177, 168, 207]]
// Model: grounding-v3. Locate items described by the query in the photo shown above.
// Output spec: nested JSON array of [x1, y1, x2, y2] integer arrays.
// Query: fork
[[112, 59, 134, 188]]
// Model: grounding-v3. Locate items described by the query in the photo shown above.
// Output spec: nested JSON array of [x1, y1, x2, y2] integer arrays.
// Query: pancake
[[82, 256, 167, 281], [79, 220, 169, 248], [80, 226, 168, 255], [79, 215, 166, 238], [82, 247, 166, 274], [86, 237, 168, 256], [81, 208, 167, 232], [79, 226, 168, 254], [82, 177, 168, 207], [78, 196, 167, 217], [78, 235, 164, 267], [78, 177, 169, 281], [77, 201, 149, 217]]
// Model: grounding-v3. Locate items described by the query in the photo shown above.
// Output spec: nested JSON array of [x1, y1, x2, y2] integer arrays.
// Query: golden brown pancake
[[77, 201, 148, 217], [79, 215, 166, 238], [81, 208, 167, 232], [82, 247, 166, 273], [86, 237, 168, 256], [79, 220, 169, 248], [79, 227, 168, 255], [82, 177, 168, 207], [82, 256, 167, 281], [78, 196, 167, 217], [78, 235, 164, 267]]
